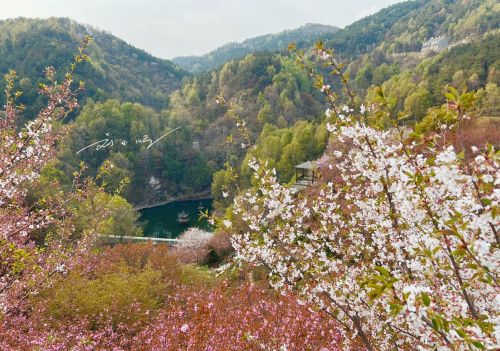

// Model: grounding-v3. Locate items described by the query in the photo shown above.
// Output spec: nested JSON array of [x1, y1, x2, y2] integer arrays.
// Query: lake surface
[[139, 199, 213, 238]]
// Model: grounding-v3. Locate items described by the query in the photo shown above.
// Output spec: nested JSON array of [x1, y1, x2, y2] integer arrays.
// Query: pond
[[139, 198, 213, 239]]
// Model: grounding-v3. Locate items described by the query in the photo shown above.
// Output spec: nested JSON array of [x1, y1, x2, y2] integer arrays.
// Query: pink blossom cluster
[[0, 282, 343, 351]]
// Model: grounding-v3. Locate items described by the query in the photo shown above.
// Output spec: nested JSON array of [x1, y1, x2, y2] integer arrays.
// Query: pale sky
[[0, 0, 403, 58]]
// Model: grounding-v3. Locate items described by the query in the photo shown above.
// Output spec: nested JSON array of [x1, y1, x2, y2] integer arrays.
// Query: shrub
[[39, 264, 165, 328], [173, 227, 213, 264], [206, 230, 235, 264], [2, 281, 344, 351]]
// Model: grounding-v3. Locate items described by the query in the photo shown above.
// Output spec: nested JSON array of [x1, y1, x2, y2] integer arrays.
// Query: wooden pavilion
[[294, 161, 317, 190]]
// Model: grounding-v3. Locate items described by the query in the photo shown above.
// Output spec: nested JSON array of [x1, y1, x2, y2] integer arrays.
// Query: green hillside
[[172, 23, 339, 73], [0, 17, 187, 120], [2, 1, 499, 208], [172, 0, 499, 74], [58, 52, 325, 206], [326, 0, 499, 57]]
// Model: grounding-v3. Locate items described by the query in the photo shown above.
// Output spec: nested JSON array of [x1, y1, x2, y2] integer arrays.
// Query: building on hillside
[[192, 140, 200, 151], [421, 36, 449, 52], [293, 161, 317, 191]]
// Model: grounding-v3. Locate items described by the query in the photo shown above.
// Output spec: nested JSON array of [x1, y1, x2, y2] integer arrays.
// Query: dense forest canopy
[[325, 0, 499, 57], [1, 0, 499, 210], [58, 53, 324, 206], [0, 17, 186, 121]]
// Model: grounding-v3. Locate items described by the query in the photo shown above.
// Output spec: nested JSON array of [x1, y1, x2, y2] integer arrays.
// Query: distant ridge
[[172, 23, 339, 73]]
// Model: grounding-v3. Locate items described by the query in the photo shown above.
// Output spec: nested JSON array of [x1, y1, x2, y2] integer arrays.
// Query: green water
[[139, 199, 213, 238]]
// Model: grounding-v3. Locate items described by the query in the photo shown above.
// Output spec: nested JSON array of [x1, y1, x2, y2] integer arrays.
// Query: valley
[[1, 1, 499, 349]]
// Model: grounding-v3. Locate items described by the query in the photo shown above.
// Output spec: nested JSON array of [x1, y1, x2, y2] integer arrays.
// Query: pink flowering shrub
[[0, 38, 104, 316], [0, 38, 124, 324], [0, 243, 344, 350], [230, 43, 499, 350], [0, 284, 343, 350], [127, 282, 343, 351]]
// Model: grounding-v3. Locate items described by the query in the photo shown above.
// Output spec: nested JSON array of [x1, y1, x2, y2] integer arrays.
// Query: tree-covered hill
[[58, 52, 326, 206], [2, 1, 499, 208], [172, 23, 339, 73], [346, 31, 500, 124], [50, 0, 500, 208], [173, 0, 499, 74], [0, 17, 187, 119], [326, 0, 499, 58]]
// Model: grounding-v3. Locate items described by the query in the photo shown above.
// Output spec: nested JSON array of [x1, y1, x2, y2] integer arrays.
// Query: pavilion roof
[[295, 161, 316, 170]]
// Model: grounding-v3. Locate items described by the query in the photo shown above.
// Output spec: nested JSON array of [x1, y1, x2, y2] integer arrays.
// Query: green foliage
[[159, 52, 323, 208], [425, 33, 500, 99], [415, 87, 478, 134], [58, 99, 213, 205], [372, 63, 400, 86], [404, 87, 433, 120], [241, 121, 328, 182], [72, 192, 143, 238], [326, 0, 499, 57], [478, 83, 500, 116], [41, 265, 164, 326], [211, 163, 239, 212], [324, 0, 499, 122], [415, 105, 456, 134], [354, 64, 373, 93], [367, 71, 417, 115], [36, 244, 217, 329], [358, 33, 499, 123]]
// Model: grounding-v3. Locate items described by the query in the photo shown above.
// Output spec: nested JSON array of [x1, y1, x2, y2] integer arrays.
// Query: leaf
[[431, 318, 439, 331], [421, 292, 431, 307], [447, 86, 459, 99], [471, 340, 485, 349], [444, 92, 456, 101], [456, 328, 467, 338], [389, 302, 403, 316], [374, 266, 391, 278], [480, 198, 492, 206]]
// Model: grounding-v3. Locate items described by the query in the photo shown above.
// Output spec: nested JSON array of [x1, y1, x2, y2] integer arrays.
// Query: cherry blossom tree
[[0, 37, 110, 315], [231, 42, 499, 350]]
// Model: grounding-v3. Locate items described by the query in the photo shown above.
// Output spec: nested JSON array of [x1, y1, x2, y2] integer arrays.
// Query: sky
[[0, 0, 403, 59]]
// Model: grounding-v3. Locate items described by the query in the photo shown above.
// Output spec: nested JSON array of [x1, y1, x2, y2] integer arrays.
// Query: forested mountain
[[40, 0, 500, 209], [326, 0, 499, 57], [0, 17, 186, 120], [173, 0, 499, 74], [2, 0, 499, 209], [58, 53, 325, 206], [172, 23, 339, 73]]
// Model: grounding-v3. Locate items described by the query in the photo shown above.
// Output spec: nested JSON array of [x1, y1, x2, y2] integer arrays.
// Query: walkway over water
[[104, 235, 188, 244]]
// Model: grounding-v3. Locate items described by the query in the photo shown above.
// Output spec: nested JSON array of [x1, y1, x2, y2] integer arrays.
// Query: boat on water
[[176, 210, 190, 224]]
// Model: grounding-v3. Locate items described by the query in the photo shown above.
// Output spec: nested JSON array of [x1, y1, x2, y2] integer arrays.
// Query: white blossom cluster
[[232, 113, 499, 350]]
